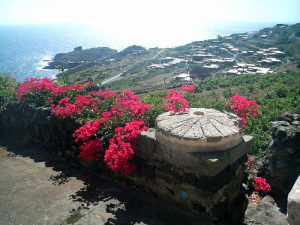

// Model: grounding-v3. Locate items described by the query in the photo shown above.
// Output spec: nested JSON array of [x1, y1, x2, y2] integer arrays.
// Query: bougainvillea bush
[[17, 78, 191, 176], [226, 93, 260, 127], [164, 89, 190, 113], [180, 84, 196, 93]]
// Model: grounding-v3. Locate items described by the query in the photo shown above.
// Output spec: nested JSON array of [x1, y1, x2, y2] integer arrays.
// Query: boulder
[[261, 111, 300, 195], [244, 195, 288, 225]]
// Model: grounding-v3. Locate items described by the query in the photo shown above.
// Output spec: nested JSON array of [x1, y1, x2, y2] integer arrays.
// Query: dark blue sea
[[0, 22, 276, 81]]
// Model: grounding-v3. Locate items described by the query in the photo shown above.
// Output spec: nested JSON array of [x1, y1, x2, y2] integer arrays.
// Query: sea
[[0, 22, 276, 81]]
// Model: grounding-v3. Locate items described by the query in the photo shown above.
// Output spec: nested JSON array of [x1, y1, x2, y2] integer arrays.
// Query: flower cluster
[[66, 89, 152, 176], [115, 90, 152, 117], [17, 78, 58, 100], [104, 120, 148, 176], [226, 94, 260, 127], [73, 120, 101, 143], [79, 138, 104, 161], [17, 77, 95, 106], [254, 177, 271, 193], [52, 94, 101, 119], [164, 89, 190, 113], [180, 84, 196, 93], [17, 77, 154, 176]]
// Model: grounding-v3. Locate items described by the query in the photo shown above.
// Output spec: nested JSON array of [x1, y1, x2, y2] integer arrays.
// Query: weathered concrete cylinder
[[156, 108, 243, 152]]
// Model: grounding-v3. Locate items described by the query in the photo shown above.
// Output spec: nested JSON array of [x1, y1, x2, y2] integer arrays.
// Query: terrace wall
[[0, 102, 252, 224]]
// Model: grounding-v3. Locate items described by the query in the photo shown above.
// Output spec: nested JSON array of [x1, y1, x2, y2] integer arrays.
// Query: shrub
[[17, 77, 152, 176], [0, 73, 18, 111], [226, 94, 260, 127]]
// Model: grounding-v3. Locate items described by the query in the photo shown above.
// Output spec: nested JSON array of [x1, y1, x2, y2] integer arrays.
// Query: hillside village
[[46, 23, 300, 91]]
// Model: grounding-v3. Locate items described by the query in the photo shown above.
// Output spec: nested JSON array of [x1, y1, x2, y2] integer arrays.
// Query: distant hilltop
[[44, 45, 147, 70]]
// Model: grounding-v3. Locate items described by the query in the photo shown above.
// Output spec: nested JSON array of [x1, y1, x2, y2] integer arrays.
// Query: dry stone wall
[[0, 102, 253, 224], [0, 102, 79, 158]]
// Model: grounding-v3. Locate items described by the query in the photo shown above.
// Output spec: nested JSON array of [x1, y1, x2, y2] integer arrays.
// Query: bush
[[0, 73, 18, 111]]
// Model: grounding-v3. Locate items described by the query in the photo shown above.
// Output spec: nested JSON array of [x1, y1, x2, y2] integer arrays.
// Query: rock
[[244, 195, 288, 225], [261, 111, 300, 195], [287, 176, 300, 225], [74, 46, 82, 51]]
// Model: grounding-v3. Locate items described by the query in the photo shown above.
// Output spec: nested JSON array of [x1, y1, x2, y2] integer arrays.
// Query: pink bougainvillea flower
[[254, 177, 271, 193], [164, 89, 190, 113], [226, 93, 260, 127], [180, 84, 196, 93]]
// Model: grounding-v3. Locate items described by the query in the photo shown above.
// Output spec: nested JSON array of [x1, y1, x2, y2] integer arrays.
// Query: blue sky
[[1, 0, 299, 26]]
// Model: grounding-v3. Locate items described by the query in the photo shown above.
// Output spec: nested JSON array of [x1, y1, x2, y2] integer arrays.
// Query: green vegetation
[[0, 73, 18, 111], [167, 72, 299, 156], [142, 72, 299, 156]]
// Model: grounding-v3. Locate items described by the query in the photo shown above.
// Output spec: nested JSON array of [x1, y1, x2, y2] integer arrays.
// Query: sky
[[1, 0, 299, 26], [0, 0, 299, 47]]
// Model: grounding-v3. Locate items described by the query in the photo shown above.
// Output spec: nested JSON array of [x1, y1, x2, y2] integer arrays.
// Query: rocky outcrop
[[287, 175, 300, 225], [74, 46, 82, 51], [261, 112, 300, 195], [44, 47, 117, 69]]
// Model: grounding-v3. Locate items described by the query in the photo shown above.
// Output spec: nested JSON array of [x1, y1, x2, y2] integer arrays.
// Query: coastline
[[0, 22, 289, 80], [36, 56, 59, 79]]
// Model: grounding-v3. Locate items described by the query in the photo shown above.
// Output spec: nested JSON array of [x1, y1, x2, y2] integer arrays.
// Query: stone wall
[[0, 102, 79, 158], [0, 102, 252, 224]]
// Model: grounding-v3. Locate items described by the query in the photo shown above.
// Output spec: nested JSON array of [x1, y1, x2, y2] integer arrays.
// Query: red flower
[[254, 177, 271, 193], [180, 84, 196, 93], [226, 94, 260, 127], [92, 89, 116, 99], [79, 138, 104, 161], [104, 120, 148, 176], [73, 120, 101, 143], [164, 89, 190, 113]]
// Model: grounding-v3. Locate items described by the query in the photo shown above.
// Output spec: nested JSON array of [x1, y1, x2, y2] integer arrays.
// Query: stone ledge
[[287, 175, 300, 225], [139, 129, 252, 176]]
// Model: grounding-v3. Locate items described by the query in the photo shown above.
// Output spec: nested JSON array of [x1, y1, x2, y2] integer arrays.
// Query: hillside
[[48, 23, 300, 93]]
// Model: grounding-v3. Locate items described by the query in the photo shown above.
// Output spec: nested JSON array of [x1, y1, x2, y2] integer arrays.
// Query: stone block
[[287, 175, 300, 225], [138, 130, 252, 176]]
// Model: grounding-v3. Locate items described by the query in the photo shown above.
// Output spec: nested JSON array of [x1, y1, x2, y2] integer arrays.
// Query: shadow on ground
[[0, 136, 213, 225]]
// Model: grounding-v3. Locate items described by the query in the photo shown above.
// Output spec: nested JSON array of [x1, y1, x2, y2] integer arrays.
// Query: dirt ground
[[0, 137, 212, 225]]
